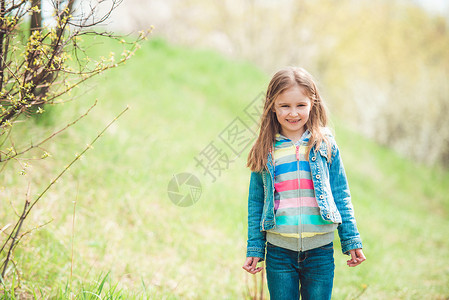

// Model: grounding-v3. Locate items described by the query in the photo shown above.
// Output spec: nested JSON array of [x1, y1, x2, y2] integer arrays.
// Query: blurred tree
[[100, 0, 449, 166], [322, 1, 449, 166]]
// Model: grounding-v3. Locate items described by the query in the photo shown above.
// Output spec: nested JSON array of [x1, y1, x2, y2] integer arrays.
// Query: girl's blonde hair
[[247, 67, 331, 172]]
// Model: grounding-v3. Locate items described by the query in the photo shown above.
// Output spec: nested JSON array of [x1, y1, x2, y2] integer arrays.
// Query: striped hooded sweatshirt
[[266, 131, 338, 252]]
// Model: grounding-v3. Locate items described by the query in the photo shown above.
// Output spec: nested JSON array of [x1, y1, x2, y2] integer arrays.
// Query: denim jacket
[[246, 134, 363, 259]]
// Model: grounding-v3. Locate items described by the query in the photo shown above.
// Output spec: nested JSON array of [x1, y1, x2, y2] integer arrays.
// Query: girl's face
[[272, 84, 312, 141]]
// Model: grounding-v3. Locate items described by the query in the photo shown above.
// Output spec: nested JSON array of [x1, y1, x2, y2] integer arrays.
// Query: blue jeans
[[265, 242, 335, 300]]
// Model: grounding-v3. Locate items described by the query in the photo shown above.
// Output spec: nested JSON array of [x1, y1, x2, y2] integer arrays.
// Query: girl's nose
[[289, 109, 299, 116]]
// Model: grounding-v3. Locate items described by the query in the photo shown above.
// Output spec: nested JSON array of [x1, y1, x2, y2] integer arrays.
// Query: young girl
[[242, 67, 365, 300]]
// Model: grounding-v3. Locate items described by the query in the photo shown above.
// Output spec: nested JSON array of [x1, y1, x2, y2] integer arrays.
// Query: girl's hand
[[347, 248, 366, 267], [242, 257, 263, 274]]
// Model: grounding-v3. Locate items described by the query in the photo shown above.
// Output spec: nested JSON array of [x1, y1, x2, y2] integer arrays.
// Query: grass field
[[1, 37, 448, 299]]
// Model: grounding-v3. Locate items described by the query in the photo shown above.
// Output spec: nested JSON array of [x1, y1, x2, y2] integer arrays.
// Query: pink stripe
[[274, 179, 298, 192], [301, 197, 319, 207], [275, 179, 314, 192], [275, 197, 319, 210], [300, 179, 314, 189]]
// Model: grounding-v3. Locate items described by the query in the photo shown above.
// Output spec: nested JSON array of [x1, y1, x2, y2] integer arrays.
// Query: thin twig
[[8, 196, 20, 217], [22, 106, 129, 221], [15, 218, 53, 246], [253, 272, 257, 300], [0, 106, 128, 280], [0, 100, 98, 163], [259, 267, 265, 300], [0, 224, 11, 236], [1, 182, 30, 278]]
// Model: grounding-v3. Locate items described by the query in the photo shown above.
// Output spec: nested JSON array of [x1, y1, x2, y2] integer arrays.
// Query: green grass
[[1, 37, 448, 299]]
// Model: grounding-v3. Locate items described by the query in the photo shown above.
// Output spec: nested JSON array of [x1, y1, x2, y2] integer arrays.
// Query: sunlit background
[[0, 0, 448, 299], [107, 0, 449, 166]]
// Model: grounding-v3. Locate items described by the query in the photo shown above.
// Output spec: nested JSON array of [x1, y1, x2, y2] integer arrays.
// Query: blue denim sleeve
[[246, 171, 267, 260], [329, 145, 363, 254]]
